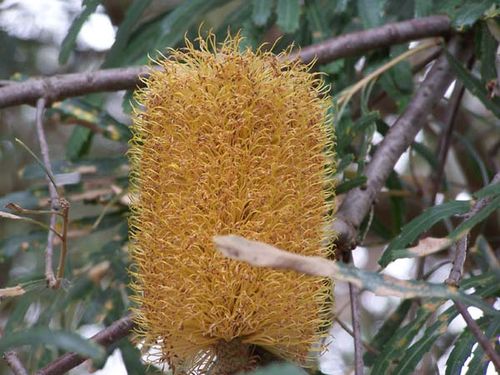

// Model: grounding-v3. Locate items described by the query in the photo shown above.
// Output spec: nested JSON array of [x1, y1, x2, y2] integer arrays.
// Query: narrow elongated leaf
[[48, 99, 131, 142], [414, 0, 432, 17], [449, 195, 500, 239], [478, 23, 498, 81], [103, 0, 153, 68], [305, 0, 330, 42], [464, 317, 500, 375], [371, 305, 434, 373], [276, 0, 301, 33], [335, 175, 367, 194], [155, 0, 229, 54], [379, 200, 471, 267], [472, 180, 500, 199], [445, 318, 489, 375], [123, 0, 230, 65], [472, 236, 500, 272], [0, 328, 105, 359], [446, 50, 500, 118], [364, 300, 412, 365], [392, 306, 459, 374], [252, 0, 274, 26], [59, 0, 101, 64], [357, 0, 385, 28], [452, 0, 495, 30], [67, 126, 93, 161], [386, 171, 406, 235]]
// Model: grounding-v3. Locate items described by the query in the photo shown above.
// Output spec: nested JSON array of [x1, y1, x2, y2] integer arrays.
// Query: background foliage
[[0, 0, 499, 374]]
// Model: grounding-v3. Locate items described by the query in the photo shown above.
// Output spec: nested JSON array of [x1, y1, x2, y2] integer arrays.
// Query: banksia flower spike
[[129, 33, 336, 374]]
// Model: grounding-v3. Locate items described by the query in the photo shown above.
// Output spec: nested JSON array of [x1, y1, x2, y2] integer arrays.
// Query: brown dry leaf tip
[[129, 32, 336, 374]]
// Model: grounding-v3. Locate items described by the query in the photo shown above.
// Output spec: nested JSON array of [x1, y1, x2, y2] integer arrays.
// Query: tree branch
[[453, 300, 500, 370], [349, 281, 364, 375], [332, 35, 470, 254], [0, 16, 451, 110], [444, 172, 500, 371], [0, 66, 147, 109], [35, 98, 59, 288], [289, 15, 451, 65], [36, 315, 134, 375], [3, 351, 28, 375]]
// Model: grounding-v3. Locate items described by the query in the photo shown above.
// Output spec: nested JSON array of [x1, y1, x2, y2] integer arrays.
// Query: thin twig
[[447, 173, 500, 284], [35, 98, 58, 288], [429, 77, 467, 203], [54, 199, 70, 289], [332, 36, 470, 255], [0, 16, 451, 109], [454, 300, 500, 370], [445, 173, 500, 371], [334, 317, 379, 355], [3, 351, 28, 375], [36, 315, 134, 375], [349, 280, 364, 375]]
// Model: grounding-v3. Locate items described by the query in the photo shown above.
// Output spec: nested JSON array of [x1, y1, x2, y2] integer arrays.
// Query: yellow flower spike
[[129, 32, 336, 374]]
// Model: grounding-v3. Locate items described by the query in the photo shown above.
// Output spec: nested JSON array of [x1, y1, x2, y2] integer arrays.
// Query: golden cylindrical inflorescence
[[129, 33, 336, 374]]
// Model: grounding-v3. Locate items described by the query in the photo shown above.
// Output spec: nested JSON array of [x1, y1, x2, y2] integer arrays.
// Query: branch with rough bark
[[0, 16, 450, 109], [333, 35, 471, 255], [36, 315, 134, 375]]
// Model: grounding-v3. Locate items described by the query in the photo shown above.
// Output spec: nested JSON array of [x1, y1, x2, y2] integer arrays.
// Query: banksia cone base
[[130, 34, 335, 374]]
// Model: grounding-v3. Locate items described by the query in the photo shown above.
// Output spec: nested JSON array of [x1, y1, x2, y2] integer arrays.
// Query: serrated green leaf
[[472, 179, 500, 199], [67, 126, 93, 161], [59, 0, 101, 64], [48, 98, 131, 143], [379, 200, 471, 267], [364, 300, 412, 365], [276, 0, 301, 33], [371, 305, 434, 373], [0, 327, 105, 359], [472, 235, 500, 273], [335, 175, 367, 194], [445, 318, 488, 375], [392, 306, 459, 374], [478, 23, 498, 82], [123, 0, 230, 66], [415, 0, 433, 17], [464, 316, 500, 375], [386, 171, 406, 235], [446, 49, 500, 118], [459, 271, 500, 292], [305, 0, 330, 42], [452, 0, 494, 30], [357, 0, 385, 28], [155, 0, 230, 55], [103, 0, 153, 68], [252, 0, 274, 26], [449, 195, 500, 239]]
